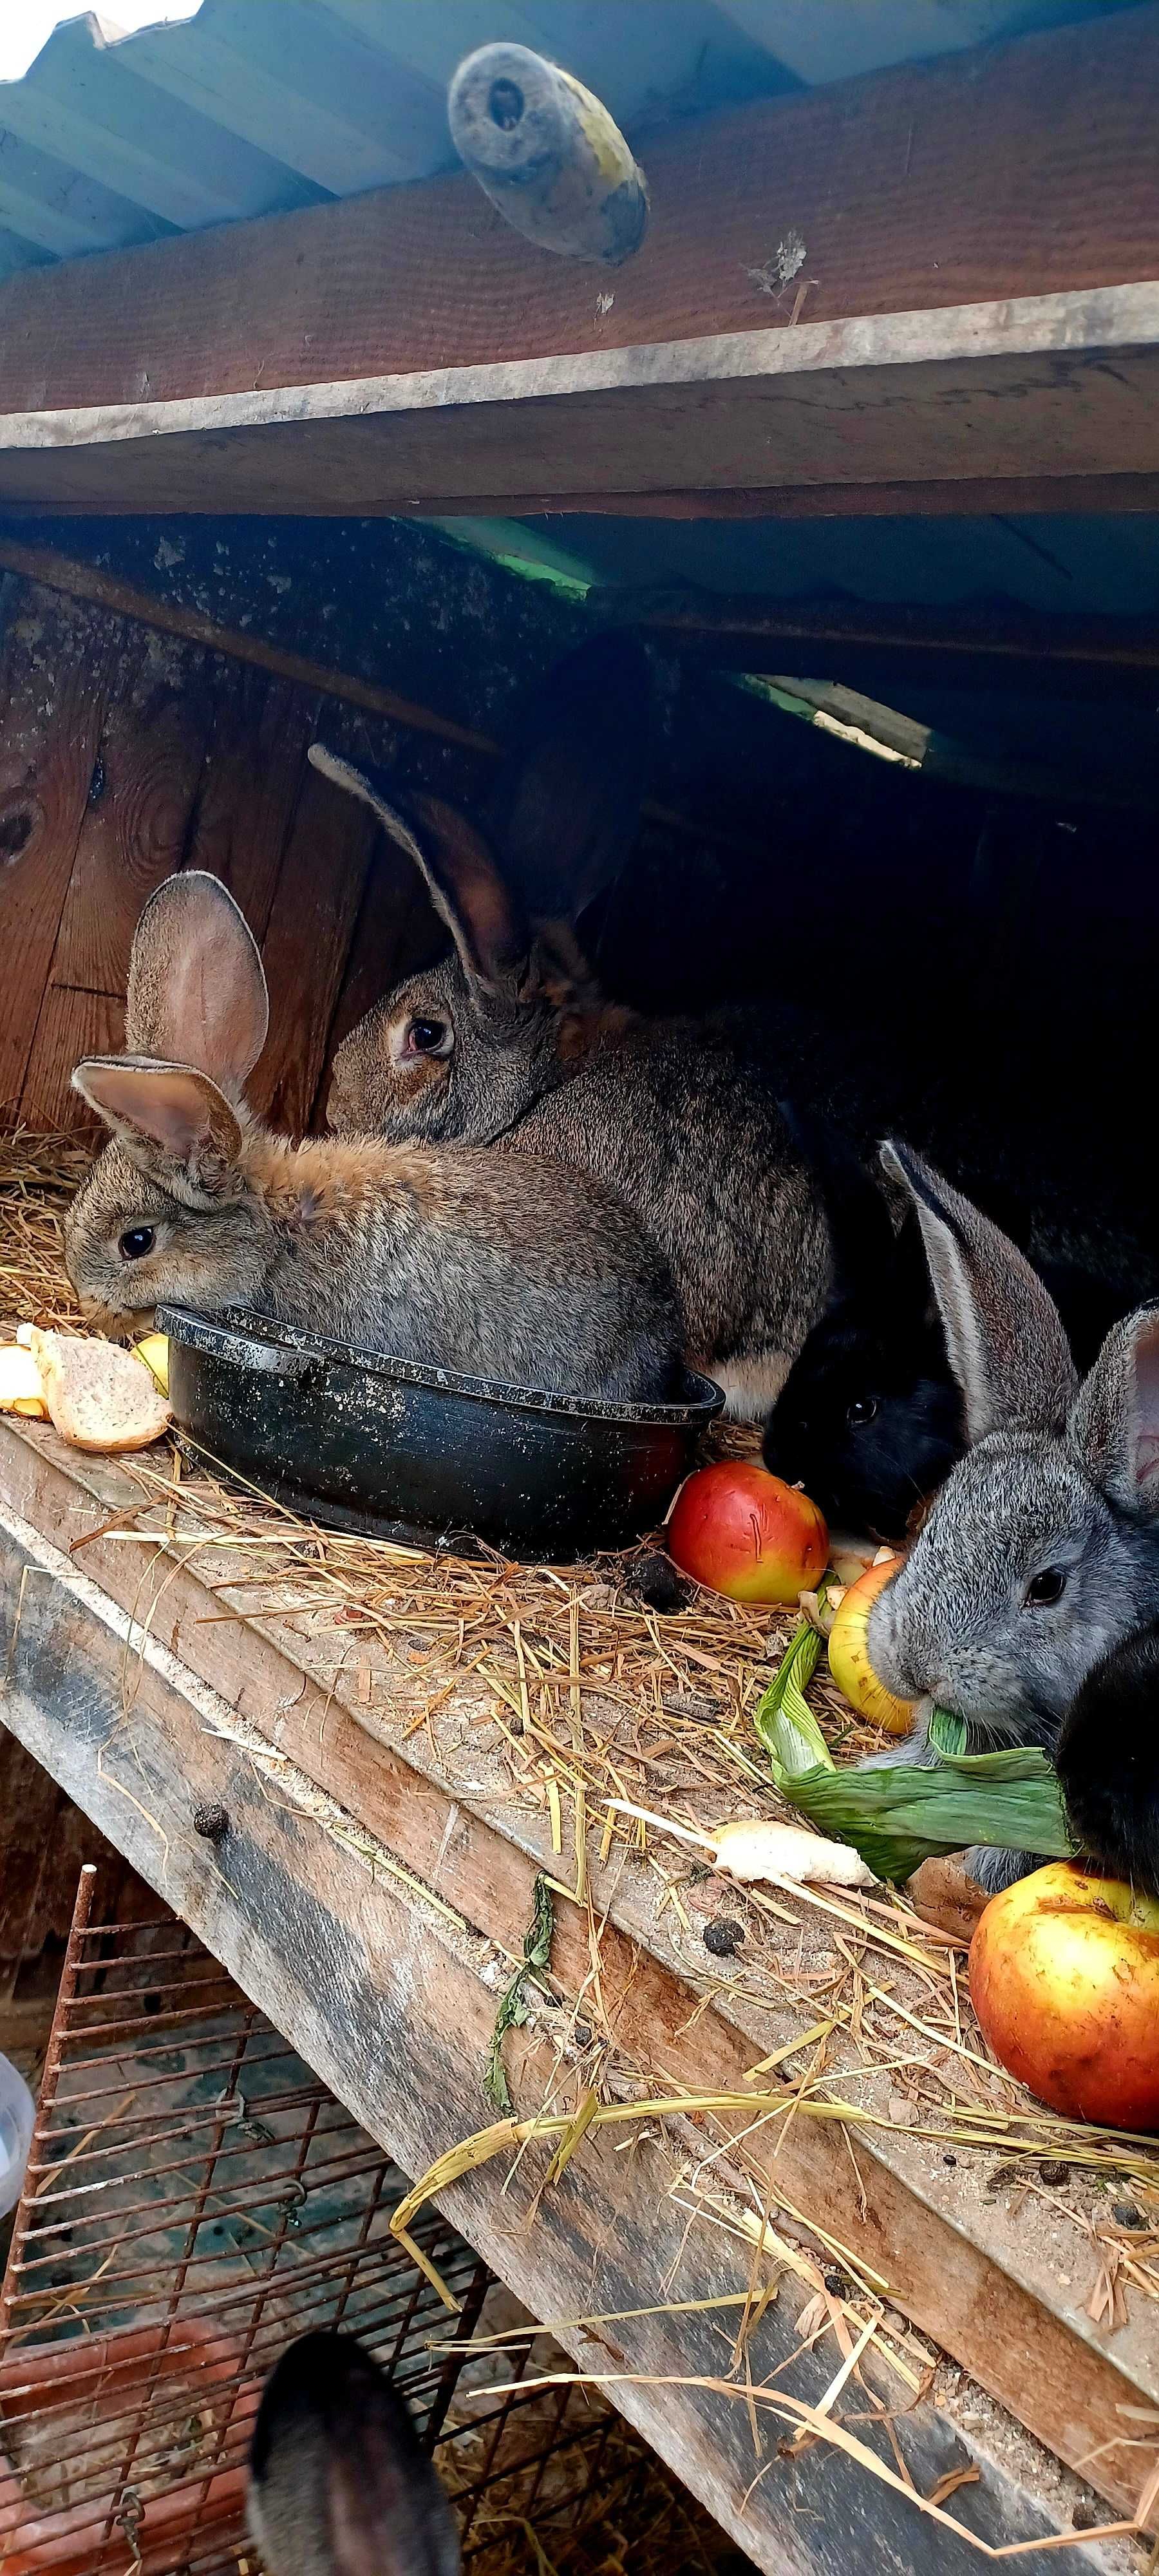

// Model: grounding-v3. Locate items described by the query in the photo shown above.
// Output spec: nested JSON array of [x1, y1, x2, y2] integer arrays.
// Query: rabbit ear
[[1068, 1305, 1159, 1516], [879, 1139, 1078, 1440], [308, 749, 526, 1007], [126, 871, 269, 1092], [72, 1057, 241, 1175], [249, 2332, 460, 2576], [778, 1103, 897, 1303], [484, 632, 654, 926]]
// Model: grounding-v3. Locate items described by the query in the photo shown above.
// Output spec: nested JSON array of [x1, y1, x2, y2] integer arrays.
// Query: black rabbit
[[1056, 1624, 1159, 1897], [761, 1108, 962, 1542], [249, 2329, 460, 2576], [762, 1108, 1124, 1544]]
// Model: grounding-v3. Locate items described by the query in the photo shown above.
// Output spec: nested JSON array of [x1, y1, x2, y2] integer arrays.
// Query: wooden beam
[[590, 590, 1159, 673], [0, 6, 1154, 419], [1, 1417, 1156, 2533], [0, 537, 495, 755], [0, 1487, 1136, 2573], [0, 283, 1155, 518]]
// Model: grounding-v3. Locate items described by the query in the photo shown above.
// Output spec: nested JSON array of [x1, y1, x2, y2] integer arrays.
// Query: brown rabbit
[[313, 665, 842, 1418], [64, 871, 682, 1403]]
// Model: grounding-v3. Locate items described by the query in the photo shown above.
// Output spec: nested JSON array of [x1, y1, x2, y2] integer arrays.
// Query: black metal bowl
[[157, 1305, 724, 1558]]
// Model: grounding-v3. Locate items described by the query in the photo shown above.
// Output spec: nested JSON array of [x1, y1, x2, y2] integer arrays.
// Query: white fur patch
[[709, 1355, 791, 1421]]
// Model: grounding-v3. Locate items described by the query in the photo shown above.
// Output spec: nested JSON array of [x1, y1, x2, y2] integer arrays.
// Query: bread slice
[[0, 1344, 48, 1417], [26, 1329, 173, 1454]]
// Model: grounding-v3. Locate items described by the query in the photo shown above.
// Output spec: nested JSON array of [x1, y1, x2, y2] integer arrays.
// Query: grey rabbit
[[249, 2329, 459, 2576], [63, 869, 681, 1403], [762, 1104, 1125, 1544], [313, 636, 851, 1417], [863, 1139, 1159, 1890]]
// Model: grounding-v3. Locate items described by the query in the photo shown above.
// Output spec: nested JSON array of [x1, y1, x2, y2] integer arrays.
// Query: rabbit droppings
[[863, 1142, 1159, 1892], [63, 871, 681, 1405]]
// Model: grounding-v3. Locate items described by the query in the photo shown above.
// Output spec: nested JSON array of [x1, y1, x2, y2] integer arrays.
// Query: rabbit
[[761, 1106, 963, 1541], [62, 869, 683, 1405], [861, 1139, 1159, 1892], [1055, 1623, 1159, 1898], [309, 637, 887, 1419], [248, 2329, 460, 2576], [762, 1107, 1126, 1543]]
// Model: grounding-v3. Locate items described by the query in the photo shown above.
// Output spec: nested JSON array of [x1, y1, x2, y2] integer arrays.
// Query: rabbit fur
[[249, 2330, 459, 2576], [863, 1140, 1159, 1891], [312, 638, 856, 1417], [762, 1106, 1124, 1544], [1055, 1623, 1159, 1898], [64, 870, 682, 1404]]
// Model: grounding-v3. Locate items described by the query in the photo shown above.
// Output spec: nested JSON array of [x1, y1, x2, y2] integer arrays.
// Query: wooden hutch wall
[[0, 569, 450, 1135]]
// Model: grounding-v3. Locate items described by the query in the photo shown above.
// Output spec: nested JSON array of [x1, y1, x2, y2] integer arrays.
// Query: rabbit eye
[[847, 1397, 878, 1427], [118, 1226, 155, 1261], [1026, 1567, 1067, 1608], [406, 1018, 451, 1059]]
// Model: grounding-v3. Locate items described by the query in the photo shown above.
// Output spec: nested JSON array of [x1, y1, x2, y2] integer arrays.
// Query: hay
[[4, 1128, 1159, 2541]]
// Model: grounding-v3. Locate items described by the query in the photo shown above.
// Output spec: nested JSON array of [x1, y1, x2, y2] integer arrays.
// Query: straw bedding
[[3, 1130, 1158, 2553]]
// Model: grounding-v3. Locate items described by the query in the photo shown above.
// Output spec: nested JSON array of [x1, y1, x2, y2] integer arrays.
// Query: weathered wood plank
[[19, 632, 214, 1126], [0, 285, 1154, 518], [252, 753, 379, 1133], [0, 7, 1154, 415], [184, 664, 313, 942], [0, 579, 118, 1118], [0, 1417, 1153, 2528], [0, 1491, 1129, 2574]]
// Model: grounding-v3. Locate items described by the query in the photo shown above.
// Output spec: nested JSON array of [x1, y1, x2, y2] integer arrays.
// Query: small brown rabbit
[[249, 2330, 459, 2576], [64, 871, 682, 1403], [313, 708, 841, 1414]]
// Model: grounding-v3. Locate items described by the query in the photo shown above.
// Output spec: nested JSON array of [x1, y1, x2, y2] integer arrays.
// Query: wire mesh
[[0, 1864, 730, 2576]]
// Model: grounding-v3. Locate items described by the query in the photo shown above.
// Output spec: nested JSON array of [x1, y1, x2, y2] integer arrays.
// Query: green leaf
[[757, 1651, 1076, 1883], [484, 1873, 556, 2108], [754, 1618, 832, 1775]]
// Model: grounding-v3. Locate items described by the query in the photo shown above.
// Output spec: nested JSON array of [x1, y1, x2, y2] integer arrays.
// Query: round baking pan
[[158, 1305, 723, 1558]]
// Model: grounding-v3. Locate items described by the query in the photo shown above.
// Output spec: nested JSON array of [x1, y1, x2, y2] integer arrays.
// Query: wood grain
[[0, 579, 118, 1117], [1, 1419, 1155, 2528], [252, 756, 379, 1132], [0, 1490, 1129, 2573], [185, 664, 312, 940], [18, 634, 213, 1126], [0, 6, 1153, 415], [0, 286, 1154, 518]]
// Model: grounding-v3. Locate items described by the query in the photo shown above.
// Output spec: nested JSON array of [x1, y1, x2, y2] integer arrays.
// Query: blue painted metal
[[0, 0, 1133, 278]]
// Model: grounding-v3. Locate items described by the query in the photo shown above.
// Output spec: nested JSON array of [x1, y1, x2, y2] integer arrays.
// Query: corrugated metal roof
[[0, 0, 1136, 281]]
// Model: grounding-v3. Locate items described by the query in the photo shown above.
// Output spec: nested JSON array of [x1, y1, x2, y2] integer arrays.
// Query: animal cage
[[0, 1862, 726, 2576]]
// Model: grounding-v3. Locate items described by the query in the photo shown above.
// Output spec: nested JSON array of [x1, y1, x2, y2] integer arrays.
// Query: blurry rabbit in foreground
[[1056, 1623, 1159, 1897], [863, 1141, 1159, 1891], [314, 635, 904, 1419], [249, 2330, 459, 2576], [63, 871, 681, 1403], [762, 1108, 1124, 1542]]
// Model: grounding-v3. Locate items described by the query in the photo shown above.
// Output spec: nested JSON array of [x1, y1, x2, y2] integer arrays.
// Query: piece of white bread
[[26, 1328, 172, 1454], [0, 1345, 48, 1417]]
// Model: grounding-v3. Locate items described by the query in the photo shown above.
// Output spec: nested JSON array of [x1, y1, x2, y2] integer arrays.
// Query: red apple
[[667, 1461, 828, 1605], [970, 1862, 1159, 2131]]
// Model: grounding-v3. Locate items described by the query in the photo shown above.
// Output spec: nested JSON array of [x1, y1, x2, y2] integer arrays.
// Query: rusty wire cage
[[0, 1862, 730, 2576]]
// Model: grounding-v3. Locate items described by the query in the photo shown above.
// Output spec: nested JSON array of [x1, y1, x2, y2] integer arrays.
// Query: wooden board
[[0, 1416, 1154, 2548], [0, 284, 1155, 519], [0, 578, 120, 1119], [0, 572, 408, 1136], [0, 1474, 1134, 2575], [0, 6, 1154, 419]]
